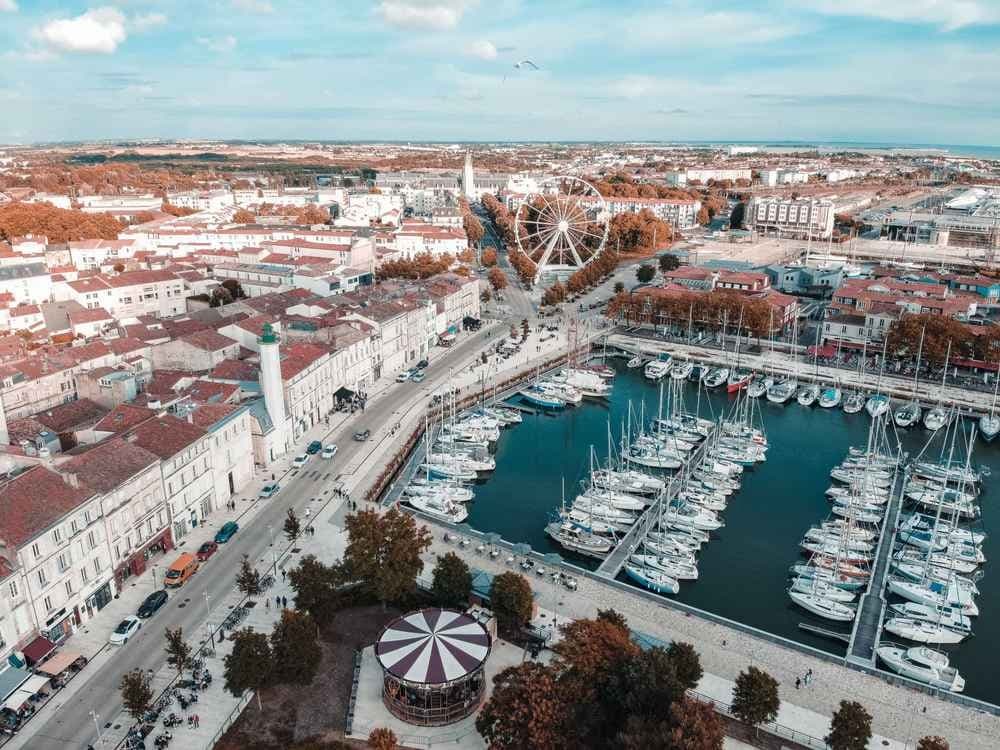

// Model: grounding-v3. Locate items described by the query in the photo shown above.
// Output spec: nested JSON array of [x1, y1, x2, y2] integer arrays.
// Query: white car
[[292, 454, 309, 468], [109, 615, 142, 645], [322, 444, 338, 459], [395, 371, 411, 383]]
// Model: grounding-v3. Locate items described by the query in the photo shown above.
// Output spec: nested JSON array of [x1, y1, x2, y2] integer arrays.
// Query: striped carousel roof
[[375, 608, 491, 685]]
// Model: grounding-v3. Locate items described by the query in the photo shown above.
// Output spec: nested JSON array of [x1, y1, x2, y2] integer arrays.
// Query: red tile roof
[[180, 379, 239, 404], [180, 329, 238, 352], [59, 438, 159, 493], [94, 404, 157, 433], [188, 403, 241, 430], [123, 415, 207, 459], [209, 359, 259, 382], [0, 467, 96, 548], [280, 342, 329, 380], [36, 398, 108, 433]]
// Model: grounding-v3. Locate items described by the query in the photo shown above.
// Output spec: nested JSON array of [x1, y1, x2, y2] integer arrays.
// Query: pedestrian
[[265, 598, 270, 609], [795, 678, 801, 690], [305, 508, 311, 518], [275, 594, 281, 608], [195, 715, 200, 729], [282, 595, 287, 608], [281, 569, 286, 581]]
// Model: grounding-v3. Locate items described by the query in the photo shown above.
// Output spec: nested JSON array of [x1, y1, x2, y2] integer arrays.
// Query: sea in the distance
[[461, 360, 1000, 706]]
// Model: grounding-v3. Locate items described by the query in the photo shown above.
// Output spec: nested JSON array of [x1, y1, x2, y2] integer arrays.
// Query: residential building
[[151, 330, 241, 372], [746, 197, 835, 239], [60, 270, 186, 320], [0, 263, 52, 306]]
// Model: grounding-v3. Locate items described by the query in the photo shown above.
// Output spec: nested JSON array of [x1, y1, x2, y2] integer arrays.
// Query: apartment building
[[61, 270, 186, 319], [746, 197, 835, 239], [279, 343, 342, 441], [0, 263, 52, 306], [67, 240, 140, 271]]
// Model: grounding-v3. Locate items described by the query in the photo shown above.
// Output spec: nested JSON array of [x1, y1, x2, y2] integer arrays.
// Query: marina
[[395, 353, 1000, 707]]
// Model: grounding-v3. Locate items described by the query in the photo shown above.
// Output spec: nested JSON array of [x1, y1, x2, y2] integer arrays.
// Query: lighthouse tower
[[259, 322, 289, 459], [462, 150, 475, 200]]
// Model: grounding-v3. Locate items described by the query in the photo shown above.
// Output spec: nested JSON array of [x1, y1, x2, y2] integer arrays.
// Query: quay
[[595, 425, 719, 578], [798, 622, 850, 644], [847, 462, 908, 666], [604, 331, 998, 416]]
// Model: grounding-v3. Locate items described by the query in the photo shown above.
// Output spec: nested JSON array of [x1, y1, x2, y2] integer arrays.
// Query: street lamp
[[203, 591, 211, 621], [89, 709, 102, 746], [150, 564, 158, 590]]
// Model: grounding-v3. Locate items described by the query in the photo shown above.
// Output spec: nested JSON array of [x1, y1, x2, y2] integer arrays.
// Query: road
[[474, 204, 535, 321], [22, 326, 503, 750]]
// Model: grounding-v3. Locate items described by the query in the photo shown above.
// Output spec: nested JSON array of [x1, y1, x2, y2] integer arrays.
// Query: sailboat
[[797, 327, 822, 406], [865, 338, 890, 417], [819, 341, 843, 407], [842, 336, 868, 413], [895, 326, 925, 428], [727, 307, 751, 392], [923, 342, 951, 431], [768, 319, 799, 404], [788, 589, 857, 621], [625, 562, 680, 595], [979, 366, 1000, 442], [546, 477, 615, 558]]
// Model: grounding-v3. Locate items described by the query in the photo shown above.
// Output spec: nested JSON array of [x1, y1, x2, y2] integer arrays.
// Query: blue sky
[[1, 0, 1000, 144]]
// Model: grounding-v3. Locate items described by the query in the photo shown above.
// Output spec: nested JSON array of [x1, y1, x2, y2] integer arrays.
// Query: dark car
[[196, 541, 218, 561], [306, 440, 323, 455], [353, 429, 370, 442], [214, 521, 239, 543], [415, 359, 429, 370], [137, 590, 168, 619]]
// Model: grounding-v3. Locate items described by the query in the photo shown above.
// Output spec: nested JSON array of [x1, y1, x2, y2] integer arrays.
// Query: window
[[70, 519, 79, 535], [87, 531, 97, 550], [64, 580, 73, 596], [37, 569, 47, 587], [31, 543, 41, 560], [81, 566, 89, 583], [57, 553, 70, 573], [43, 596, 52, 612], [93, 558, 102, 576], [8, 581, 18, 599]]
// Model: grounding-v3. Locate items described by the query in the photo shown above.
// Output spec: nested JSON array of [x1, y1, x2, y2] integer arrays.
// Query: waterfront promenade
[[420, 526, 1000, 750]]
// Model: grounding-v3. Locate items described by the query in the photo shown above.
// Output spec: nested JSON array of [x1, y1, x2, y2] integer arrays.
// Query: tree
[[164, 627, 192, 680], [463, 212, 485, 246], [457, 247, 476, 263], [284, 508, 302, 542], [0, 202, 125, 243], [113, 262, 125, 274], [826, 700, 873, 750], [343, 507, 432, 608], [617, 697, 723, 750], [597, 608, 628, 630], [481, 247, 498, 266], [224, 628, 273, 709], [489, 572, 533, 635], [431, 552, 472, 608], [730, 666, 780, 736], [614, 281, 625, 294], [917, 737, 949, 750], [480, 288, 492, 303], [476, 662, 567, 750], [288, 554, 348, 623], [667, 641, 703, 690], [368, 727, 399, 750], [607, 209, 675, 255], [296, 204, 329, 225], [119, 668, 153, 721], [696, 206, 710, 225], [886, 313, 972, 366], [270, 608, 322, 685], [221, 278, 246, 299], [233, 208, 256, 223], [658, 253, 681, 272], [636, 264, 656, 283], [211, 286, 233, 307], [236, 554, 262, 601], [488, 267, 508, 292]]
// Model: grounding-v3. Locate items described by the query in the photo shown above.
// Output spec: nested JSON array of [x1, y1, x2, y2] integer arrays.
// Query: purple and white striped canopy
[[375, 608, 491, 685]]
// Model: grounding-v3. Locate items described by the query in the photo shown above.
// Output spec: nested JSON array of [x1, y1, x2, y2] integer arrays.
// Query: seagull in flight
[[514, 60, 539, 70]]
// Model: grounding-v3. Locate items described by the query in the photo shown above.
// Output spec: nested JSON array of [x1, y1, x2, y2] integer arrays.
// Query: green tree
[[164, 627, 192, 680], [431, 552, 472, 608], [343, 507, 432, 608], [617, 697, 723, 750], [636, 264, 656, 284], [211, 286, 234, 307], [288, 554, 348, 622], [270, 608, 322, 685], [284, 508, 302, 542], [826, 700, 873, 750], [731, 666, 780, 736], [224, 628, 273, 710], [614, 281, 625, 294], [236, 554, 262, 602], [489, 572, 533, 636], [917, 737, 949, 750], [658, 253, 681, 272], [368, 727, 399, 750], [119, 668, 153, 721], [667, 641, 703, 690], [476, 662, 567, 750]]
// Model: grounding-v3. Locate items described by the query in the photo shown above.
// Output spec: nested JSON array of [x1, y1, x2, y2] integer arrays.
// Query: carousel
[[374, 608, 492, 726]]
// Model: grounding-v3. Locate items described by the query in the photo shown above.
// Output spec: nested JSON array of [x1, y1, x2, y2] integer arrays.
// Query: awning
[[0, 667, 30, 702], [335, 386, 355, 399], [37, 650, 81, 677], [20, 675, 49, 695], [806, 344, 836, 358], [21, 636, 56, 667]]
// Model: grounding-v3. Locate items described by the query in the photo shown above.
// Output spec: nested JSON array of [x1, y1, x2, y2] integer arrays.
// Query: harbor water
[[462, 360, 1000, 705]]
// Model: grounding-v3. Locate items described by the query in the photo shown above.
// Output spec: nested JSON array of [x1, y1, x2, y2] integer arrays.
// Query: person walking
[[281, 569, 286, 581], [795, 678, 801, 690], [281, 595, 287, 608], [275, 594, 281, 608]]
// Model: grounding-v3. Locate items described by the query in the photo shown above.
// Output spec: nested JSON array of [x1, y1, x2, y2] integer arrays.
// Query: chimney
[[62, 472, 79, 489]]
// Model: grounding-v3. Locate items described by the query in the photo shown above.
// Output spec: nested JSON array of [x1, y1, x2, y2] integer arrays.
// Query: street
[[474, 204, 535, 321], [17, 325, 503, 750]]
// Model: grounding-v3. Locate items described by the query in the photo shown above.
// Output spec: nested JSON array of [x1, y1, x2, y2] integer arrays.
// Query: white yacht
[[923, 406, 949, 432], [876, 645, 965, 692], [625, 563, 679, 595], [796, 384, 819, 407], [788, 590, 857, 622], [644, 358, 672, 380], [630, 553, 699, 580], [818, 386, 842, 408], [766, 379, 797, 404], [405, 494, 468, 523]]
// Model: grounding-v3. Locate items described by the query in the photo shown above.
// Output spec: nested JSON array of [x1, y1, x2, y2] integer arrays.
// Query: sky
[[1, 0, 1000, 145]]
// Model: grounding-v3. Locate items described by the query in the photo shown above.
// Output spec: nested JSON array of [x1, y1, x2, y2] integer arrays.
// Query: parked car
[[395, 371, 411, 383], [416, 359, 429, 370], [164, 553, 199, 589], [411, 371, 426, 383], [260, 483, 280, 499], [292, 454, 309, 468], [137, 590, 168, 619], [322, 444, 338, 459], [215, 521, 239, 543], [109, 616, 142, 645], [196, 541, 218, 561], [353, 429, 370, 442], [306, 440, 323, 455]]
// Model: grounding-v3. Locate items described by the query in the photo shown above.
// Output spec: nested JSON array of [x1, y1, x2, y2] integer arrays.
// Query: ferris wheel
[[514, 176, 609, 282]]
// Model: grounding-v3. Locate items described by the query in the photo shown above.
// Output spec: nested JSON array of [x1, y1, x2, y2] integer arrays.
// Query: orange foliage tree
[[377, 252, 455, 280], [608, 209, 675, 255], [481, 248, 498, 266], [295, 204, 329, 225], [488, 267, 508, 292], [0, 202, 124, 243], [232, 208, 256, 224]]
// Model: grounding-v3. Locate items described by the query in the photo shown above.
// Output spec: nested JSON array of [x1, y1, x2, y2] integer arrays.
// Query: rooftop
[[0, 467, 95, 548]]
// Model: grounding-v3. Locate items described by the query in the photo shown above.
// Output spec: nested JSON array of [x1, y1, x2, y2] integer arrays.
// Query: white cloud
[[232, 0, 274, 13], [33, 7, 128, 55], [0, 0, 18, 13], [464, 39, 497, 60], [198, 35, 238, 52], [132, 13, 167, 32], [624, 11, 803, 48], [376, 1, 476, 30], [802, 0, 1000, 30]]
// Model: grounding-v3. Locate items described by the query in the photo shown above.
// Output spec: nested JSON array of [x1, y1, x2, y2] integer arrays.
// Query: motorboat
[[865, 393, 890, 418], [894, 401, 923, 428], [796, 384, 819, 407], [842, 391, 866, 414], [644, 358, 672, 381], [630, 554, 699, 580], [788, 590, 856, 622], [818, 386, 842, 408], [789, 564, 867, 591], [625, 563, 679, 595], [670, 359, 694, 380], [520, 385, 565, 409], [405, 494, 468, 523], [703, 367, 730, 388], [537, 381, 583, 405], [403, 483, 474, 504], [552, 368, 612, 398], [626, 355, 644, 369], [545, 521, 613, 558], [923, 406, 949, 432], [558, 509, 620, 536], [876, 644, 965, 692], [746, 376, 771, 399], [427, 452, 495, 473], [889, 602, 972, 631], [766, 379, 797, 404], [884, 617, 969, 645], [420, 462, 477, 481], [789, 577, 856, 602]]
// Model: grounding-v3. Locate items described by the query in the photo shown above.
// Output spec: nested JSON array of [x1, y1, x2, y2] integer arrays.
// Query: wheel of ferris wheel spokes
[[514, 176, 609, 283]]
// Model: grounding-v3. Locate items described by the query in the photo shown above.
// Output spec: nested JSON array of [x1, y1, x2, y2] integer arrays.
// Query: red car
[[196, 541, 218, 561]]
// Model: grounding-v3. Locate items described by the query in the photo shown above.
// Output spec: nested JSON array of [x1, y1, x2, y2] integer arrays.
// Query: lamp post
[[203, 591, 211, 621], [89, 709, 102, 746], [150, 564, 158, 590]]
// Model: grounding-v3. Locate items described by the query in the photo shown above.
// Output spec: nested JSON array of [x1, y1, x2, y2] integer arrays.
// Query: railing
[[206, 690, 253, 749], [687, 688, 829, 750], [344, 650, 362, 736]]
